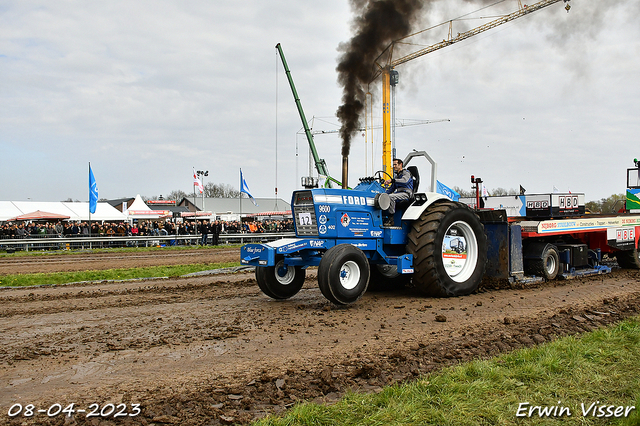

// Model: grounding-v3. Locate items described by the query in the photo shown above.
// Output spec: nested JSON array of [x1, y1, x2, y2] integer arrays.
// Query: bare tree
[[586, 193, 626, 213], [147, 183, 241, 202], [491, 187, 518, 196], [166, 190, 188, 201], [453, 186, 475, 198], [204, 183, 240, 198]]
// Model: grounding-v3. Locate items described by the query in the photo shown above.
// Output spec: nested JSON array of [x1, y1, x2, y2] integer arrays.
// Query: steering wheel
[[374, 170, 393, 185]]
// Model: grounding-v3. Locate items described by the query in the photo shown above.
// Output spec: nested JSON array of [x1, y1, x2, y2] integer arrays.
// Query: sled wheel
[[255, 256, 305, 300], [616, 245, 640, 269], [318, 244, 370, 305], [407, 201, 487, 297], [367, 263, 410, 292], [530, 244, 560, 280]]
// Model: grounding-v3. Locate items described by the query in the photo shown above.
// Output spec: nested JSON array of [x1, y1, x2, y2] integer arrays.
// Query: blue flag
[[240, 169, 258, 206], [436, 180, 459, 201], [89, 165, 99, 214]]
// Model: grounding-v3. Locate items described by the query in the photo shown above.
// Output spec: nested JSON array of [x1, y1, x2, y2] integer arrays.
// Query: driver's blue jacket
[[386, 169, 413, 195]]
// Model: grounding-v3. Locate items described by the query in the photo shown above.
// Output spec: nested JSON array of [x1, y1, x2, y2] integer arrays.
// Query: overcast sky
[[1, 0, 638, 205]]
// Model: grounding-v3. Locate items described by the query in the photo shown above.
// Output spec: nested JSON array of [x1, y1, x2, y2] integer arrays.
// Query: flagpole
[[192, 167, 197, 241], [87, 163, 100, 249], [88, 162, 92, 238], [239, 169, 243, 221]]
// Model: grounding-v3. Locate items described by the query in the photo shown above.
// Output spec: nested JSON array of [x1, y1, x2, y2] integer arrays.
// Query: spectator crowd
[[0, 218, 294, 241]]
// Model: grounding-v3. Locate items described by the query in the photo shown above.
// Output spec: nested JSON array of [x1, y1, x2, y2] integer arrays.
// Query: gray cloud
[[0, 0, 637, 203]]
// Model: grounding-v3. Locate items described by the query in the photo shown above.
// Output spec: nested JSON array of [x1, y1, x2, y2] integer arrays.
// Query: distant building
[[179, 197, 291, 221], [104, 197, 135, 212]]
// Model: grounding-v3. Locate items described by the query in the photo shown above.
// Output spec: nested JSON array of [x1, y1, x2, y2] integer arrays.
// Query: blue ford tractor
[[241, 30, 629, 305], [240, 151, 488, 305]]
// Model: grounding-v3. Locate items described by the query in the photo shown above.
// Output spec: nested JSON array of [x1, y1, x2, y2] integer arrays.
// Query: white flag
[[193, 169, 203, 194], [481, 183, 489, 197]]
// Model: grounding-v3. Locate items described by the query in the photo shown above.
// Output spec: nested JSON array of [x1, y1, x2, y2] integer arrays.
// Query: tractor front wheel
[[255, 256, 306, 300]]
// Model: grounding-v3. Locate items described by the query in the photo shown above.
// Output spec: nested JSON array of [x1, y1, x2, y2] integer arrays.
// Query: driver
[[383, 158, 413, 226]]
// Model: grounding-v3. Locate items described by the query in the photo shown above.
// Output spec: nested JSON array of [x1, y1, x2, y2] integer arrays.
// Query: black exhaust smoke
[[336, 0, 425, 163], [335, 0, 503, 178]]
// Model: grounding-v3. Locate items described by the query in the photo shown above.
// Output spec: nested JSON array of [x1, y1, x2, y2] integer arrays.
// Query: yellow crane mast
[[375, 0, 572, 174]]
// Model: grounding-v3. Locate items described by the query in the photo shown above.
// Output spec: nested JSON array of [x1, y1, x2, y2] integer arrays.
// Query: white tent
[[0, 202, 25, 222], [0, 201, 126, 222], [125, 194, 172, 220], [63, 202, 126, 221]]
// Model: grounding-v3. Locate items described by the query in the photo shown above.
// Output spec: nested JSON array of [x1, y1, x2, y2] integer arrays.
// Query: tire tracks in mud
[[139, 293, 640, 426], [7, 291, 637, 426], [1, 253, 639, 426], [0, 275, 259, 318]]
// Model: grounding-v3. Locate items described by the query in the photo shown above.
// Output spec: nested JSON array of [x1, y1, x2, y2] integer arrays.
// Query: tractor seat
[[407, 165, 420, 193], [395, 165, 420, 211]]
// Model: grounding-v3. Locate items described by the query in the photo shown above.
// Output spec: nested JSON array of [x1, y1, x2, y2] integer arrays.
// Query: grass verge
[[0, 261, 241, 287], [254, 317, 640, 426], [0, 244, 239, 258]]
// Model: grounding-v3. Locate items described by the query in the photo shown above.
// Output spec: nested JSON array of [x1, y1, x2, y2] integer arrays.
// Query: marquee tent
[[0, 202, 24, 222], [125, 195, 172, 220], [62, 202, 127, 221], [248, 211, 292, 217], [0, 201, 126, 222], [8, 210, 71, 221]]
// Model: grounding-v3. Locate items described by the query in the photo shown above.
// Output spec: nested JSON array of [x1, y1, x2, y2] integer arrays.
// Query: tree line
[[453, 186, 626, 214], [154, 182, 241, 202], [452, 186, 519, 197], [59, 183, 243, 203]]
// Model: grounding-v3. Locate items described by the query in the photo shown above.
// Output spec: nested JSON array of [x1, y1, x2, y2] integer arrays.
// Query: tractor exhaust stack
[[342, 156, 348, 189]]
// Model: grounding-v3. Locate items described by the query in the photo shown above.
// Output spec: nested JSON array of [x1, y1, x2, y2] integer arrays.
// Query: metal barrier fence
[[0, 232, 295, 252]]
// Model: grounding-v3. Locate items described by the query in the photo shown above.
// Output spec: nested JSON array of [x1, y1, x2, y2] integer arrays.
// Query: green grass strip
[[0, 244, 240, 258], [255, 317, 640, 426], [0, 262, 241, 287]]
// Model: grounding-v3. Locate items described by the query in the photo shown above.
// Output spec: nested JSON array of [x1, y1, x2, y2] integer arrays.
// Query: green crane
[[276, 43, 340, 188]]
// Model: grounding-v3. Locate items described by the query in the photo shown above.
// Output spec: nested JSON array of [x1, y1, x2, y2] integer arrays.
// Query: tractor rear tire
[[407, 201, 487, 297], [255, 256, 306, 300], [318, 244, 370, 305], [367, 263, 410, 292]]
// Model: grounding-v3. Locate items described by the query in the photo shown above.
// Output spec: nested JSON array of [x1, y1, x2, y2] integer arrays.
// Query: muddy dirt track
[[1, 248, 639, 425], [0, 248, 238, 275]]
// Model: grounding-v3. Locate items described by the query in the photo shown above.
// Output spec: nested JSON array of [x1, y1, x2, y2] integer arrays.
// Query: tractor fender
[[401, 192, 451, 221]]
